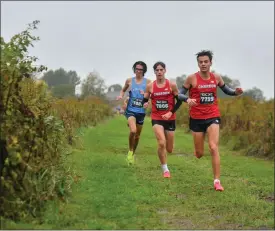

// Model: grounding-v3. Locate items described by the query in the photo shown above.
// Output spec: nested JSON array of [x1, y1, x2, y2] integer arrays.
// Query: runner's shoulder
[[147, 79, 153, 87], [145, 78, 152, 84], [211, 72, 222, 81], [126, 77, 132, 83], [183, 74, 196, 86], [187, 73, 196, 80], [168, 79, 177, 88]]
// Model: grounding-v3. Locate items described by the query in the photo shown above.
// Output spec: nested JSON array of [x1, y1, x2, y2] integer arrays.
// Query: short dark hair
[[132, 61, 147, 75], [153, 61, 166, 70], [196, 50, 213, 62]]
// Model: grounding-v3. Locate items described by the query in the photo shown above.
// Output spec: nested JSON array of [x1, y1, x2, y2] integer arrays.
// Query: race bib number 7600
[[156, 100, 169, 110]]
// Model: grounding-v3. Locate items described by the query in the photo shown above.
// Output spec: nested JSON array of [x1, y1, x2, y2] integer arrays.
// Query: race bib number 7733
[[200, 92, 214, 104], [156, 100, 168, 110]]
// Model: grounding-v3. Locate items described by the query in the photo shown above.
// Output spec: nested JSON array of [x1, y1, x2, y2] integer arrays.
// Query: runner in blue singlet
[[117, 61, 151, 164]]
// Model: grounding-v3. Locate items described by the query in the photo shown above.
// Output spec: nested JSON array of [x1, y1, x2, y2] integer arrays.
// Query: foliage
[[51, 84, 75, 98], [242, 87, 265, 101], [218, 97, 274, 159], [41, 68, 80, 87], [51, 96, 112, 145], [0, 20, 64, 220], [81, 71, 107, 98], [0, 20, 112, 222]]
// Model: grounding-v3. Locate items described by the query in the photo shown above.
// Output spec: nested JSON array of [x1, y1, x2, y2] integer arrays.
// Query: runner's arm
[[122, 97, 129, 110], [142, 82, 151, 104], [170, 82, 182, 114], [216, 74, 237, 96], [178, 75, 191, 102], [119, 78, 130, 98], [124, 97, 129, 104]]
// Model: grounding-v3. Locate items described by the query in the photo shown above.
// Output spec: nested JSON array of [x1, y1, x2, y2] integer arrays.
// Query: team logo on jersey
[[153, 91, 170, 96], [198, 84, 216, 89]]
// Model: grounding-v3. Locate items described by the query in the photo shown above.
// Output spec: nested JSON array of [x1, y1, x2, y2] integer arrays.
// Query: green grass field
[[3, 116, 274, 229]]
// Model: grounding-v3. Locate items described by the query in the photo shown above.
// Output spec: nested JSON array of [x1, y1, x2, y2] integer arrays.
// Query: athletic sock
[[161, 164, 169, 173]]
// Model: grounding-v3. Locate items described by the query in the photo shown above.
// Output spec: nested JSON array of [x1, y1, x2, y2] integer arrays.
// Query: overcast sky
[[1, 1, 274, 98]]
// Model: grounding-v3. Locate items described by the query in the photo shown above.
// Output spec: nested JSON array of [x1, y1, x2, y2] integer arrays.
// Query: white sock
[[161, 164, 169, 172], [214, 179, 220, 184]]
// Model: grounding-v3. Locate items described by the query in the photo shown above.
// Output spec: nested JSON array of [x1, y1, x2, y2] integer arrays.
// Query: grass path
[[5, 116, 274, 229]]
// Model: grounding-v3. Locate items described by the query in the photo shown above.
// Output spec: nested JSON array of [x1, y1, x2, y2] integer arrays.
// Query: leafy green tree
[[81, 71, 106, 98], [41, 68, 80, 87], [52, 84, 75, 98], [243, 87, 265, 101]]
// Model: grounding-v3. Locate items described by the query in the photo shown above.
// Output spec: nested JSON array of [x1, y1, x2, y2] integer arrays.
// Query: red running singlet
[[151, 79, 176, 121], [189, 72, 220, 119]]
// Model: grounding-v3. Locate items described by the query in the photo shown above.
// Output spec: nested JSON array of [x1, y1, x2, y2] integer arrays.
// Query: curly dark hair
[[153, 61, 166, 70], [132, 61, 147, 75], [196, 50, 213, 62]]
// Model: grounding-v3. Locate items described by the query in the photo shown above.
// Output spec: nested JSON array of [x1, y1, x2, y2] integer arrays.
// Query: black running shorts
[[189, 117, 221, 133], [152, 120, 176, 131]]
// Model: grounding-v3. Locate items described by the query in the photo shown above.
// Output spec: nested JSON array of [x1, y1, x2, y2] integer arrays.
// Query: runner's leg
[[126, 116, 136, 164], [206, 122, 224, 191], [128, 116, 137, 151], [134, 124, 143, 153], [133, 114, 145, 154], [190, 118, 205, 158], [192, 132, 205, 158], [153, 123, 170, 178], [165, 130, 174, 153]]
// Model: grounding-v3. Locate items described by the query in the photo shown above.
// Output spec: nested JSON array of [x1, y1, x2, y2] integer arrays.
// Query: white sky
[[1, 1, 274, 98]]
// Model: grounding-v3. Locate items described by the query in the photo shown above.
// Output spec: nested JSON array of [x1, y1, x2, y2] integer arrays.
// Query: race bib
[[131, 98, 143, 108], [200, 92, 214, 104], [156, 100, 169, 110]]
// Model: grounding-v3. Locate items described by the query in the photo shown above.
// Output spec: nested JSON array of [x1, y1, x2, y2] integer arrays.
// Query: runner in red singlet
[[143, 62, 183, 178], [178, 50, 243, 191]]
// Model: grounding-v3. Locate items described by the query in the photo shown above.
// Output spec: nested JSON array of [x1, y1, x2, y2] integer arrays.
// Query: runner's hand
[[235, 88, 243, 95], [162, 111, 172, 120], [116, 95, 123, 100], [187, 98, 197, 106], [143, 102, 149, 108]]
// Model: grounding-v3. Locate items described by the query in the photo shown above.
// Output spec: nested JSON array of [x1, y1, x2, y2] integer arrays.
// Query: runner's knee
[[158, 140, 166, 149], [166, 146, 173, 153], [166, 141, 174, 153], [195, 149, 204, 158], [130, 131, 136, 137], [135, 134, 140, 140], [209, 143, 218, 155], [129, 126, 137, 134]]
